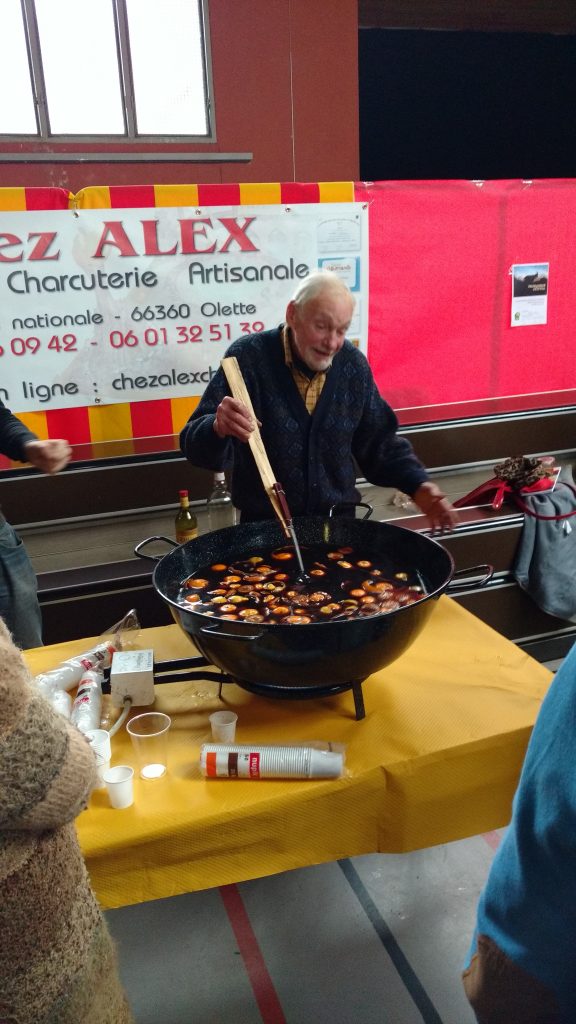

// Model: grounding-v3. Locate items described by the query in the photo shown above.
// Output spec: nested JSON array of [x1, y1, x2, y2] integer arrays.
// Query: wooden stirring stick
[[221, 356, 290, 536]]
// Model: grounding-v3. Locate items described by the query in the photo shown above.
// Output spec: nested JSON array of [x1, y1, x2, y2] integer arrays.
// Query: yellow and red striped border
[[73, 181, 354, 210], [0, 186, 72, 211]]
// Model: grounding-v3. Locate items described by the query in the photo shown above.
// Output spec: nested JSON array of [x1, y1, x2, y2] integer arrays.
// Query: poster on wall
[[0, 203, 368, 413], [511, 262, 549, 326]]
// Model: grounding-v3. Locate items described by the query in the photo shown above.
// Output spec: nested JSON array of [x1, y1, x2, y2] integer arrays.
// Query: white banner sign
[[0, 203, 368, 412]]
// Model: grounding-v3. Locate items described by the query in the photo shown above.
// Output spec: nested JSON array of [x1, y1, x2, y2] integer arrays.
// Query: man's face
[[286, 287, 355, 372]]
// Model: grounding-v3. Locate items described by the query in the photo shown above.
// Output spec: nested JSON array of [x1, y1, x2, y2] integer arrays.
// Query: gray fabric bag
[[513, 466, 576, 622]]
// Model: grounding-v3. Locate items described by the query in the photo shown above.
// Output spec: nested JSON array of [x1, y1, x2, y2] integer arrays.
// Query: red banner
[[356, 179, 576, 422]]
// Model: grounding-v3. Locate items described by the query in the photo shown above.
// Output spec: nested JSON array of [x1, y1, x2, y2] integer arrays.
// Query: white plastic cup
[[126, 712, 171, 780], [85, 727, 112, 760], [103, 764, 134, 808], [85, 728, 112, 789], [209, 711, 238, 743]]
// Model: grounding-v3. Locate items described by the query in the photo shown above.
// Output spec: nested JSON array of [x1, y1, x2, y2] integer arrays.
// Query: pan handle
[[134, 535, 179, 562], [329, 501, 373, 520], [445, 564, 494, 591], [200, 625, 264, 641]]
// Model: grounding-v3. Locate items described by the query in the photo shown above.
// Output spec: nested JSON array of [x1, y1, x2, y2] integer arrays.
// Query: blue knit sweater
[[0, 398, 37, 462], [180, 327, 429, 520]]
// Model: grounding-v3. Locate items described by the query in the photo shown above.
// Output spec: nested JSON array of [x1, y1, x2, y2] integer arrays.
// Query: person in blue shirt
[[463, 641, 576, 1023]]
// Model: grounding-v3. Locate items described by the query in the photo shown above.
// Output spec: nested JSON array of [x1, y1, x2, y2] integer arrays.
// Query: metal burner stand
[[105, 656, 366, 720]]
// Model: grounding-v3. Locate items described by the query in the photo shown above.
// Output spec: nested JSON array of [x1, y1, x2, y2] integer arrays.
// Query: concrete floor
[[106, 831, 500, 1024]]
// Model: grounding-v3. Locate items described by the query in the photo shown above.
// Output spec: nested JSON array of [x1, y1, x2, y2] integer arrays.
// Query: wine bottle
[[207, 472, 237, 532], [175, 489, 198, 543]]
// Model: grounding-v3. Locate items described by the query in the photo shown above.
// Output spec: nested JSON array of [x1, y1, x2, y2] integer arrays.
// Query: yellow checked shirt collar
[[281, 324, 328, 414]]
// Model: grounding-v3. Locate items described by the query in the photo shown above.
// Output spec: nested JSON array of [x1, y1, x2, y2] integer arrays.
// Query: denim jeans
[[0, 517, 43, 648]]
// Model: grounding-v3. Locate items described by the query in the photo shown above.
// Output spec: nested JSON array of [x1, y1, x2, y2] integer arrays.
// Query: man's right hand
[[214, 397, 259, 442], [412, 481, 459, 533]]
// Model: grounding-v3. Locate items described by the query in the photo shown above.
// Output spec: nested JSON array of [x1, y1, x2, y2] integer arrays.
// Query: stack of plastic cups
[[200, 744, 344, 779]]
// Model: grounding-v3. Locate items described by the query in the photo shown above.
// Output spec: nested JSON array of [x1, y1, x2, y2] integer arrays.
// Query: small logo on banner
[[249, 752, 260, 778]]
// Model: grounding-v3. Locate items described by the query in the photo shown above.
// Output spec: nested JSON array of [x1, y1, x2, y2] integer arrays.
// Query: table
[[24, 598, 552, 910]]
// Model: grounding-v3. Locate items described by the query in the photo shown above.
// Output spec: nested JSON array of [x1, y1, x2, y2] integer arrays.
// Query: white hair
[[290, 269, 354, 308]]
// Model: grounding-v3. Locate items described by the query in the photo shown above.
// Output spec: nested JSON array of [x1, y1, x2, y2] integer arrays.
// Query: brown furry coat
[[0, 619, 133, 1024]]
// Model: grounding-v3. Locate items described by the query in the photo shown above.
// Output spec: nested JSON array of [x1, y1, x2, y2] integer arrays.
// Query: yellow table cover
[[24, 597, 552, 909]]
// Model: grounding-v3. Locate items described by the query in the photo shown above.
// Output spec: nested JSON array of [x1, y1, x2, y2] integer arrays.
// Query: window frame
[[1, 0, 216, 144]]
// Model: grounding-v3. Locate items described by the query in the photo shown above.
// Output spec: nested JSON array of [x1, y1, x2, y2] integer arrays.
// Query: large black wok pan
[[136, 512, 491, 692]]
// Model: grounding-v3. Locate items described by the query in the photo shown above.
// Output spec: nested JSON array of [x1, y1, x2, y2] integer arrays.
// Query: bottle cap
[[179, 489, 189, 498]]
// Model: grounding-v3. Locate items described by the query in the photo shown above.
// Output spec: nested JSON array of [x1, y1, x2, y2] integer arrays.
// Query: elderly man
[[180, 270, 457, 531], [0, 398, 71, 648]]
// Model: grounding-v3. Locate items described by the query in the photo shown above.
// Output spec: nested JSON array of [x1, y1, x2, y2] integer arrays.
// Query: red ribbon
[[452, 477, 544, 510], [454, 476, 576, 521]]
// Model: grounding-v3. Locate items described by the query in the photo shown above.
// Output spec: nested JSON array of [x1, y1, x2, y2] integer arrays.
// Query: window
[[0, 0, 212, 140]]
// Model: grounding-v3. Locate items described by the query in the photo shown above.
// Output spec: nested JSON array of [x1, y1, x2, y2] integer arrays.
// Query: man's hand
[[214, 397, 259, 442], [24, 439, 72, 475], [412, 482, 459, 533]]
